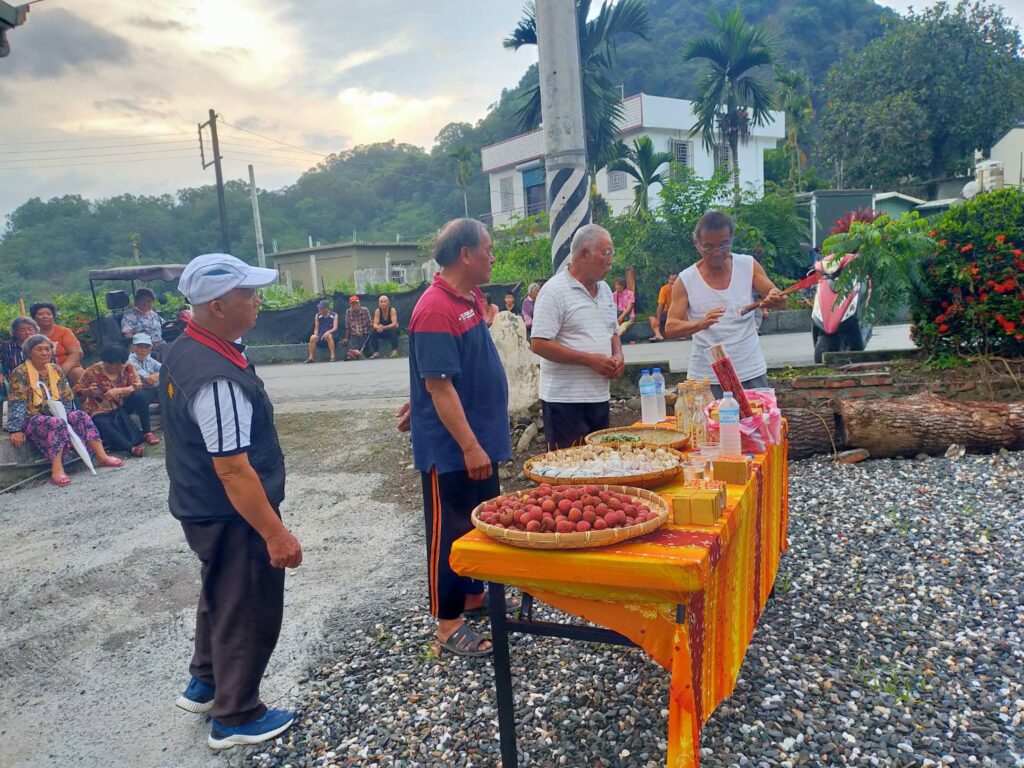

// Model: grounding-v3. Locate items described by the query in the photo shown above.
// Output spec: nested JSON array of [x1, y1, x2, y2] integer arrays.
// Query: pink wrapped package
[[704, 389, 782, 454]]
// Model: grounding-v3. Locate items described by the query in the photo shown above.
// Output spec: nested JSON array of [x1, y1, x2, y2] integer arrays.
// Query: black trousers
[[420, 465, 499, 621], [541, 400, 610, 451], [370, 327, 399, 355], [181, 517, 285, 726], [92, 391, 151, 451]]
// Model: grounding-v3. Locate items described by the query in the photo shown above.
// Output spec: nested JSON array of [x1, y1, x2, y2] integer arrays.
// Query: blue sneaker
[[208, 708, 295, 750], [175, 676, 215, 714]]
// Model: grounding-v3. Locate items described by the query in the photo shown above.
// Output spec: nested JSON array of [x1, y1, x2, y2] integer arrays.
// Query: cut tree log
[[837, 393, 1024, 457], [784, 407, 840, 460]]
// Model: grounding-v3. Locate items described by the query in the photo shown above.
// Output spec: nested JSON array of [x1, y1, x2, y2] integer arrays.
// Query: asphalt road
[[260, 324, 916, 413]]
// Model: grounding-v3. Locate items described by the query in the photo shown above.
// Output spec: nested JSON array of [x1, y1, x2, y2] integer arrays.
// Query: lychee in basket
[[470, 484, 669, 550]]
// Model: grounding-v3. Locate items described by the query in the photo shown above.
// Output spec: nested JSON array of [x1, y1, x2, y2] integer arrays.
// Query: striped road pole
[[536, 0, 590, 273]]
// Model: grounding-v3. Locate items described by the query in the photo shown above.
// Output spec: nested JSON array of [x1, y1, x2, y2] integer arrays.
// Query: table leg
[[488, 582, 518, 767], [667, 605, 699, 768]]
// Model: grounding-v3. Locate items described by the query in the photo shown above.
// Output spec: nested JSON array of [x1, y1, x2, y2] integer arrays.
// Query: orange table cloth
[[450, 431, 789, 768]]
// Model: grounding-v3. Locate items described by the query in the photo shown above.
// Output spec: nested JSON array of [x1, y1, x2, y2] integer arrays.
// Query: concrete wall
[[273, 244, 424, 291], [990, 127, 1024, 188]]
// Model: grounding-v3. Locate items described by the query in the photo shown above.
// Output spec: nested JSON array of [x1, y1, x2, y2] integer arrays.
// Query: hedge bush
[[911, 188, 1024, 357]]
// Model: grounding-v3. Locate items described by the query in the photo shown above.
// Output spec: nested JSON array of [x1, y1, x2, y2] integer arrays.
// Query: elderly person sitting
[[76, 343, 159, 456], [30, 302, 85, 384], [7, 334, 124, 486], [121, 288, 165, 349], [0, 316, 39, 387], [128, 332, 162, 405], [369, 295, 399, 359]]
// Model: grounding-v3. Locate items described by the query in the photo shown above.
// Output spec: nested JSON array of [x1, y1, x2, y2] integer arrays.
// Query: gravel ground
[[242, 450, 1024, 768], [0, 408, 421, 768]]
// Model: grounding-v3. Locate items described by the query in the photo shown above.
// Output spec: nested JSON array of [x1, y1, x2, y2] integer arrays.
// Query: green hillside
[[0, 0, 895, 300]]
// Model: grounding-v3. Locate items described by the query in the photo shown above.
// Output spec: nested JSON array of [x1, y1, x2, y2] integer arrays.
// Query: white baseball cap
[[178, 253, 278, 305]]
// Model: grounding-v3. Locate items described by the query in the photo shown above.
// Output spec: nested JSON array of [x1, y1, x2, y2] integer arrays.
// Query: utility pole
[[198, 108, 231, 254], [131, 238, 141, 265], [247, 164, 267, 267], [536, 0, 590, 272]]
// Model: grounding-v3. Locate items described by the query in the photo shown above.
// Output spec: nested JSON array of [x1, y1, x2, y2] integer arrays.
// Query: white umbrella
[[37, 382, 96, 474]]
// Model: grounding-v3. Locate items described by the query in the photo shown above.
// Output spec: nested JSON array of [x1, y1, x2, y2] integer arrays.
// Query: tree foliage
[[684, 8, 778, 201], [822, 212, 935, 323], [504, 0, 651, 170], [820, 0, 1024, 187], [908, 188, 1024, 357], [605, 136, 673, 217]]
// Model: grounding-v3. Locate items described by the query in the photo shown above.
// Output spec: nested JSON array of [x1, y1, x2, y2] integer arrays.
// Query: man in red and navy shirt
[[398, 218, 511, 657]]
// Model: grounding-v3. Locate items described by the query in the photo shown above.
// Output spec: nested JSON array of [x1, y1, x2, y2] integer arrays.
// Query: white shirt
[[188, 378, 254, 456], [531, 269, 618, 403], [680, 253, 766, 382]]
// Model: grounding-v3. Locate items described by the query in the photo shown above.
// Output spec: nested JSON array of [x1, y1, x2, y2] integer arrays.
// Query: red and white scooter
[[810, 252, 873, 363]]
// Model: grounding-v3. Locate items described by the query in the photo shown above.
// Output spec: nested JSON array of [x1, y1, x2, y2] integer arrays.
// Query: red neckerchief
[[184, 320, 249, 370]]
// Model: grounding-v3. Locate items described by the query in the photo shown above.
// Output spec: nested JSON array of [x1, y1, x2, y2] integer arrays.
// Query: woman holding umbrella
[[6, 334, 123, 486]]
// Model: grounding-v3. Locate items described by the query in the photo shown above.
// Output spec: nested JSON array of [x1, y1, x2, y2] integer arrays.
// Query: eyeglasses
[[698, 240, 732, 253]]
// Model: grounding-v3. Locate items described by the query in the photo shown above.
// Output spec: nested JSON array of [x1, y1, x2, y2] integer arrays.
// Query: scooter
[[811, 252, 872, 363]]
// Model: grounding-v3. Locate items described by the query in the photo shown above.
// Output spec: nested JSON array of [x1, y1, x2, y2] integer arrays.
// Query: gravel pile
[[244, 451, 1024, 767]]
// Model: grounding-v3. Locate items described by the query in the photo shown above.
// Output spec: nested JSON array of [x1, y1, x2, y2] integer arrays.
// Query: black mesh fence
[[248, 280, 524, 345]]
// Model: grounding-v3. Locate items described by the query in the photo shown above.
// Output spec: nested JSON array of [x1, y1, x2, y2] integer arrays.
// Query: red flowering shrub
[[911, 188, 1024, 356]]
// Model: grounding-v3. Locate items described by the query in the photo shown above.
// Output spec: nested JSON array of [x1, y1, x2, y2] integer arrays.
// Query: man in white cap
[[160, 253, 302, 750]]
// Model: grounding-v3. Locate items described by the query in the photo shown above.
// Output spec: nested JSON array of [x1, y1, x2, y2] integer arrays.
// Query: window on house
[[500, 177, 514, 212], [671, 140, 692, 168], [390, 262, 415, 284], [714, 143, 733, 173], [607, 170, 627, 192]]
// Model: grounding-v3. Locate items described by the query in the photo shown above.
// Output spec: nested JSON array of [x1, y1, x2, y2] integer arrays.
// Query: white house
[[480, 92, 785, 228], [989, 125, 1023, 188]]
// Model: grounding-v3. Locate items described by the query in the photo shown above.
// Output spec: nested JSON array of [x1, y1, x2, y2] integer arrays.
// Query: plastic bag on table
[[704, 389, 782, 454]]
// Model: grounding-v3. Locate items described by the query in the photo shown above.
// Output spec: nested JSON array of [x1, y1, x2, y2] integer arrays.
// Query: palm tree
[[448, 145, 475, 218], [774, 67, 814, 190], [604, 136, 672, 218], [504, 0, 650, 172], [684, 8, 777, 202]]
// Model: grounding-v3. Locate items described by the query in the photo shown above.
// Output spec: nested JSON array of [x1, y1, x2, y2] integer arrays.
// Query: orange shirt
[[45, 325, 81, 366], [657, 283, 673, 312]]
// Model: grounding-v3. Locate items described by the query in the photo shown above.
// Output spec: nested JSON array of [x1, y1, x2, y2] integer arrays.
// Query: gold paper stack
[[655, 478, 728, 526]]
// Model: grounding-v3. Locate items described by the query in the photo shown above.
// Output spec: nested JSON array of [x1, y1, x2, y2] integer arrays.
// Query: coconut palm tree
[[604, 136, 673, 218], [504, 0, 650, 172], [448, 145, 475, 218], [684, 8, 777, 203]]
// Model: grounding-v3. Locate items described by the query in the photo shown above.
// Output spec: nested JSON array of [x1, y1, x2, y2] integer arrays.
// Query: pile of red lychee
[[476, 484, 658, 533]]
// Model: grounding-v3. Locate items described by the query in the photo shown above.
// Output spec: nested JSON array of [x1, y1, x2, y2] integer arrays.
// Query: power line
[[0, 147, 199, 164], [220, 149, 320, 165], [0, 155, 197, 171], [1, 131, 194, 145], [0, 139, 197, 156], [217, 117, 326, 158], [217, 140, 320, 158]]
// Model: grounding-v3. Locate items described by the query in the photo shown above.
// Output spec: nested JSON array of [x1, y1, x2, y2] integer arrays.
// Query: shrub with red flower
[[911, 188, 1024, 357]]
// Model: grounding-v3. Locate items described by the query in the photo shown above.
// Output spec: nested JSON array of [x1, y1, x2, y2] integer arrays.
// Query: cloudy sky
[[0, 0, 534, 221], [2, 0, 1023, 224]]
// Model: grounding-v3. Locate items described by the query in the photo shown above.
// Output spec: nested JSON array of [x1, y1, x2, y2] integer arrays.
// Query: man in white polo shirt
[[531, 223, 624, 450]]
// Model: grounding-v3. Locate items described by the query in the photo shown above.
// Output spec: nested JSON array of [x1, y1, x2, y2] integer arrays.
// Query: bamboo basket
[[523, 445, 684, 489], [585, 426, 690, 451], [471, 485, 669, 550]]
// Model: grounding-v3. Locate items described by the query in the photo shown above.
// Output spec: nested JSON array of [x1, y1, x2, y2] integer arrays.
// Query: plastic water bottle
[[652, 368, 667, 421], [718, 391, 742, 456], [639, 370, 659, 424]]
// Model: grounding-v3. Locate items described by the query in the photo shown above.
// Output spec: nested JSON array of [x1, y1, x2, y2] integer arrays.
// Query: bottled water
[[652, 368, 667, 421], [718, 391, 742, 456], [639, 370, 659, 424]]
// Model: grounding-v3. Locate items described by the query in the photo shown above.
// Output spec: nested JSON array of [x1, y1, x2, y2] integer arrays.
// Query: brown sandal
[[438, 623, 492, 657]]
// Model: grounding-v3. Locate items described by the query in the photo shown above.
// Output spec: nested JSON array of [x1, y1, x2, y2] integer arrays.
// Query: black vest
[[159, 335, 285, 522]]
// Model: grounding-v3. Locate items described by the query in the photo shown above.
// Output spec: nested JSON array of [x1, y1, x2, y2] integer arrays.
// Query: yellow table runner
[[450, 428, 789, 767]]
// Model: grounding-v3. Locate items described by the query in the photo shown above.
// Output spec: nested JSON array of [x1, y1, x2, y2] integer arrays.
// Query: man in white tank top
[[664, 210, 787, 395]]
